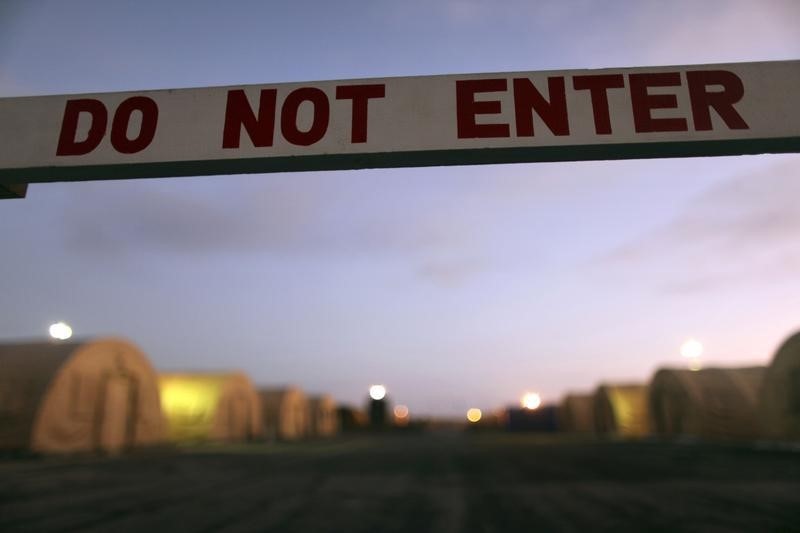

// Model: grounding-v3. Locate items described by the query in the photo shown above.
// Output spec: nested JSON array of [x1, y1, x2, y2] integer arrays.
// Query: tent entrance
[[227, 395, 249, 441], [97, 375, 135, 452], [791, 369, 800, 414]]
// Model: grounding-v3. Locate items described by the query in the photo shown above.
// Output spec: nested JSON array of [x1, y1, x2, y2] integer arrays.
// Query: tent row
[[558, 369, 764, 440], [0, 338, 340, 454], [495, 385, 651, 436], [557, 330, 800, 441]]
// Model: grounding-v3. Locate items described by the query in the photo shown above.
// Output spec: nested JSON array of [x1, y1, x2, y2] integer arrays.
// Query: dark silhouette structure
[[506, 406, 559, 432], [368, 397, 389, 429]]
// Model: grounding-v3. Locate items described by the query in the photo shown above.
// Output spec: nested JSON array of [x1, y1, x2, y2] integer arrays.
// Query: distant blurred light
[[688, 359, 703, 371], [48, 322, 72, 340], [680, 339, 704, 359], [521, 392, 541, 410], [394, 404, 409, 419], [369, 385, 386, 400], [466, 408, 482, 423]]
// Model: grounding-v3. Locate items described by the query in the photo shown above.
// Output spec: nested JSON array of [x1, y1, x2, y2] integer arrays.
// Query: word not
[[223, 84, 385, 148]]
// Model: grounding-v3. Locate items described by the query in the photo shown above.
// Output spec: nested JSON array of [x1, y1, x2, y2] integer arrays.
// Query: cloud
[[63, 180, 316, 254], [599, 156, 800, 293], [416, 256, 487, 287], [544, 0, 800, 71], [659, 249, 800, 295], [57, 173, 472, 259], [54, 165, 579, 288], [0, 2, 30, 66], [443, 0, 484, 24], [638, 0, 800, 64], [0, 71, 29, 97]]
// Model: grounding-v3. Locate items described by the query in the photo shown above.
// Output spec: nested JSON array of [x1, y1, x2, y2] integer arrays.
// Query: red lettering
[[109, 97, 159, 154], [56, 99, 107, 156], [572, 74, 625, 134], [456, 79, 510, 138], [222, 89, 277, 148], [281, 88, 330, 146], [512, 77, 569, 136], [335, 84, 385, 143], [686, 70, 748, 131], [629, 73, 688, 133]]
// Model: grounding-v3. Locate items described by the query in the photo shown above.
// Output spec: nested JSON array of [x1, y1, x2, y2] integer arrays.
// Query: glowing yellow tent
[[649, 366, 765, 440], [308, 395, 339, 438], [260, 387, 309, 441], [0, 338, 165, 453], [159, 372, 263, 442], [594, 384, 650, 437], [760, 331, 800, 440], [558, 393, 595, 433]]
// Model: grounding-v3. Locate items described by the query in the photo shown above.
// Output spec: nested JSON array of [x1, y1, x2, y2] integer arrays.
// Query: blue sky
[[1, 0, 800, 416]]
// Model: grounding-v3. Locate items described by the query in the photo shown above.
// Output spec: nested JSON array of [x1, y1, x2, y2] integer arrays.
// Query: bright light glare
[[160, 379, 221, 418], [688, 359, 703, 371], [680, 339, 704, 359], [521, 392, 542, 410], [466, 408, 482, 423], [49, 322, 73, 340], [394, 405, 409, 419], [369, 385, 386, 401]]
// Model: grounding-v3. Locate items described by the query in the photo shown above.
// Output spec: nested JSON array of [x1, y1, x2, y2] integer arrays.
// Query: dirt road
[[1, 433, 798, 532]]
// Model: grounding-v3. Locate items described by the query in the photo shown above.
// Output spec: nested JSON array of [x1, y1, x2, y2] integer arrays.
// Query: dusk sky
[[1, 0, 800, 416]]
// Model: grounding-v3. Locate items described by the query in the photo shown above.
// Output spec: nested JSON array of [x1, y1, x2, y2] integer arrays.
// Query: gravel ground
[[1, 432, 799, 532]]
